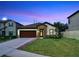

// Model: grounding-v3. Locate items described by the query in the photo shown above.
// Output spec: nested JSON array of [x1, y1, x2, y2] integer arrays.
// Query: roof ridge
[[68, 10, 79, 18]]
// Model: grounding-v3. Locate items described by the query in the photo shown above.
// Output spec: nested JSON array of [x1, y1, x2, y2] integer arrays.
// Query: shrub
[[44, 35, 57, 39], [0, 36, 17, 42], [44, 33, 63, 39], [0, 36, 10, 42], [10, 36, 17, 39], [57, 32, 63, 38]]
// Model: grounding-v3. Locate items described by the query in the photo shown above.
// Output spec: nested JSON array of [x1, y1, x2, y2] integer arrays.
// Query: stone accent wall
[[37, 25, 47, 37]]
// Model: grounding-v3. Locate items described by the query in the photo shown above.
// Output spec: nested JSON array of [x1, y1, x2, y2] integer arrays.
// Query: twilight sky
[[0, 1, 79, 25]]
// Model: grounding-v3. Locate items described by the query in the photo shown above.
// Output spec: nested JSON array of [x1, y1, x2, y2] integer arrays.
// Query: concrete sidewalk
[[6, 49, 46, 57]]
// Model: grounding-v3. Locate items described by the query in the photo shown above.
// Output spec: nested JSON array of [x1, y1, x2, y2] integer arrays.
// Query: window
[[49, 29, 54, 35], [9, 31, 13, 36], [0, 23, 2, 27], [68, 19, 70, 24], [9, 22, 13, 27]]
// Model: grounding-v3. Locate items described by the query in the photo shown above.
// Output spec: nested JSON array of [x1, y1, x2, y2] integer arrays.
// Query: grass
[[20, 38, 79, 57]]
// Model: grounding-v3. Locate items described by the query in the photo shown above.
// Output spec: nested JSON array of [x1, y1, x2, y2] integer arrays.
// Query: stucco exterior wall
[[63, 30, 79, 40], [45, 24, 56, 35], [68, 12, 79, 31]]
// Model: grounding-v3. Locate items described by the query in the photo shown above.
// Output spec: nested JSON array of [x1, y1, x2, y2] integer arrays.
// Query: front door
[[39, 29, 44, 37]]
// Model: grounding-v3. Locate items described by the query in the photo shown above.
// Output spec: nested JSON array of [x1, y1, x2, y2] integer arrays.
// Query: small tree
[[54, 22, 68, 38]]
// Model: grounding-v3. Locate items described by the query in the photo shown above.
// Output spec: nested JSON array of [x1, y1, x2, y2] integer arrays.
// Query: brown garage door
[[20, 31, 36, 38]]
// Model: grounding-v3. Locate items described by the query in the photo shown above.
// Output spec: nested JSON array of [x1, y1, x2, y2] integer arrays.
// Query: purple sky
[[0, 1, 79, 25]]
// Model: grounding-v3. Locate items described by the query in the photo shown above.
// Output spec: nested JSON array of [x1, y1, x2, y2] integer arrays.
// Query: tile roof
[[17, 23, 43, 29], [18, 22, 54, 29]]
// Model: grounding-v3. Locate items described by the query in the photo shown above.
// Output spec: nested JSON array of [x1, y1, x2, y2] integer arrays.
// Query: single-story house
[[63, 10, 79, 39], [0, 19, 57, 38]]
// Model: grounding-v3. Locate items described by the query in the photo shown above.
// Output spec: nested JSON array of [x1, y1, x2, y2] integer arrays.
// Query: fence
[[63, 30, 79, 40]]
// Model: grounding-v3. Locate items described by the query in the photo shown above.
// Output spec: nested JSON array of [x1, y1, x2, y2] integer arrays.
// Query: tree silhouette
[[54, 22, 68, 38]]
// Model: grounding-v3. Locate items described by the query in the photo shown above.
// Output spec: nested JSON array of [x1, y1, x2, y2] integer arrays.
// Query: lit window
[[49, 29, 54, 35]]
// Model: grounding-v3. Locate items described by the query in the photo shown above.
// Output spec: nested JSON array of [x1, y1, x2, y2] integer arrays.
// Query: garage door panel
[[20, 31, 36, 38]]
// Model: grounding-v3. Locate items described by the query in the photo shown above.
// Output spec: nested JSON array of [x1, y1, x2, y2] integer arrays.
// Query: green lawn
[[20, 38, 79, 57]]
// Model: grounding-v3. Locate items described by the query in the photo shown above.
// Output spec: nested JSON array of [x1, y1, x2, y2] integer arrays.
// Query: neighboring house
[[0, 19, 56, 38], [63, 10, 79, 39], [0, 20, 23, 36]]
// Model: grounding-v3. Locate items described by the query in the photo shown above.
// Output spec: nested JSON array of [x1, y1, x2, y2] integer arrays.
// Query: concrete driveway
[[0, 38, 46, 57], [0, 38, 36, 56], [0, 38, 36, 49]]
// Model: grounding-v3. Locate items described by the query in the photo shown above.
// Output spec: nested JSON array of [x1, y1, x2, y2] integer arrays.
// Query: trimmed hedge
[[0, 36, 17, 43]]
